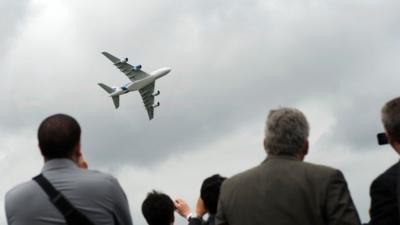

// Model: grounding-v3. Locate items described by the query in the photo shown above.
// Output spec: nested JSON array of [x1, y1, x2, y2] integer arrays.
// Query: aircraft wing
[[139, 82, 156, 120], [102, 52, 149, 81]]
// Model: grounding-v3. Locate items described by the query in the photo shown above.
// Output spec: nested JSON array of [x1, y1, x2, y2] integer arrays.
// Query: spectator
[[142, 191, 175, 225], [216, 107, 361, 225], [5, 114, 133, 225], [176, 174, 226, 225], [369, 97, 400, 224]]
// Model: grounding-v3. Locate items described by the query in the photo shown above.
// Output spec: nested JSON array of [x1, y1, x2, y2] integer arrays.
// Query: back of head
[[142, 191, 175, 225], [265, 107, 309, 156], [382, 97, 400, 142], [38, 114, 81, 159], [200, 174, 226, 215]]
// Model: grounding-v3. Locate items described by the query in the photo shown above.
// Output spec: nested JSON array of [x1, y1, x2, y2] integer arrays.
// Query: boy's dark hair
[[200, 174, 226, 214], [38, 114, 81, 159], [142, 190, 175, 225]]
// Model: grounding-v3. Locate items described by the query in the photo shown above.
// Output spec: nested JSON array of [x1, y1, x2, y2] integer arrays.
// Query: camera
[[377, 133, 388, 145]]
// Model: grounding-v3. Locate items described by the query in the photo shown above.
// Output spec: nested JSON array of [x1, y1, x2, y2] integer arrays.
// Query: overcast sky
[[1, 0, 400, 224]]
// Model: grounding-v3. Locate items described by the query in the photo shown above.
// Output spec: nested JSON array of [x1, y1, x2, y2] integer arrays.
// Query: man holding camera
[[369, 97, 400, 224], [175, 174, 226, 225]]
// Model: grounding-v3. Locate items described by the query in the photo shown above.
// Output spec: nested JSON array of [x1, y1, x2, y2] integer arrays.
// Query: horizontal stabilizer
[[98, 83, 114, 94], [112, 96, 120, 109]]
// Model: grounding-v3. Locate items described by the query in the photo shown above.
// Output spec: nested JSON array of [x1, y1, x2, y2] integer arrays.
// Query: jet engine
[[152, 90, 160, 97], [122, 58, 128, 63], [152, 102, 160, 108], [133, 64, 142, 70]]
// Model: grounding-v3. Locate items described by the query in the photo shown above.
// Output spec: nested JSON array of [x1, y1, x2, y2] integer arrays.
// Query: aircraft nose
[[164, 67, 171, 74]]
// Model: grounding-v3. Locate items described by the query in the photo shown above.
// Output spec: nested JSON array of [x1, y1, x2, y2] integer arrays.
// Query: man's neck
[[44, 157, 74, 163]]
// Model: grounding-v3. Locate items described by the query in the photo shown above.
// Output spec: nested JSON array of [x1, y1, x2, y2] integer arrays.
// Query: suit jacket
[[189, 215, 215, 225], [216, 155, 361, 225], [369, 161, 400, 225]]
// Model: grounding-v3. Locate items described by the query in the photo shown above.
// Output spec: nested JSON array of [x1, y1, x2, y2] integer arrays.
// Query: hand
[[195, 197, 206, 218], [174, 198, 191, 218], [77, 155, 88, 169]]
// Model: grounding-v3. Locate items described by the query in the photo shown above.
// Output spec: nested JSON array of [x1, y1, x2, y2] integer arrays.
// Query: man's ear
[[386, 131, 400, 154], [73, 143, 82, 158], [385, 131, 395, 145], [38, 144, 47, 162], [38, 144, 43, 156], [303, 140, 309, 156], [298, 140, 309, 161]]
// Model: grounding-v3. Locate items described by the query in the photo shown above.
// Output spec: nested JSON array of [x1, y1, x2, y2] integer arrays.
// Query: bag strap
[[397, 162, 400, 222], [33, 174, 96, 225]]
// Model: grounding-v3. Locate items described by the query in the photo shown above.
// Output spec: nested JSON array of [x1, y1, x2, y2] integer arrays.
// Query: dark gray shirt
[[5, 159, 133, 225]]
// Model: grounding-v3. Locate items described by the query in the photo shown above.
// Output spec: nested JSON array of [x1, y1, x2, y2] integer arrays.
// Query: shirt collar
[[42, 158, 78, 172]]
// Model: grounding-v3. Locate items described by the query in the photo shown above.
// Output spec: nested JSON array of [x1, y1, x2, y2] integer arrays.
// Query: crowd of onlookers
[[5, 96, 400, 225]]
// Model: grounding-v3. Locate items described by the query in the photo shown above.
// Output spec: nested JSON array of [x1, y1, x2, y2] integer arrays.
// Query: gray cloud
[[0, 0, 30, 59], [2, 1, 400, 224], [1, 0, 400, 168]]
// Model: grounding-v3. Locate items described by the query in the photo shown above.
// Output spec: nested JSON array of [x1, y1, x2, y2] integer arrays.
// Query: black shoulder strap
[[397, 162, 400, 222], [33, 174, 96, 225]]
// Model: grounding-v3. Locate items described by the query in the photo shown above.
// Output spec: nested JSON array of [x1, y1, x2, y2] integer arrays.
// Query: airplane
[[98, 51, 171, 120]]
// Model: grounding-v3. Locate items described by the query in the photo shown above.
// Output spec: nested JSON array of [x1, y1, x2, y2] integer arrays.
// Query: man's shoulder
[[5, 180, 42, 210], [372, 161, 399, 188], [379, 161, 399, 179], [6, 180, 37, 199], [225, 164, 261, 184], [223, 159, 342, 191], [301, 160, 341, 176], [82, 169, 118, 182], [222, 163, 269, 191], [64, 169, 121, 192], [6, 170, 118, 197], [230, 159, 339, 179], [7, 169, 120, 203]]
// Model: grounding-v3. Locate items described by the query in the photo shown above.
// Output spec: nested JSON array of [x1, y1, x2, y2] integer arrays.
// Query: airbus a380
[[98, 52, 171, 120]]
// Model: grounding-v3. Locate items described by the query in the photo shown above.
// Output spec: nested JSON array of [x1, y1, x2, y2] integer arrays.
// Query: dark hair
[[200, 174, 226, 215], [38, 114, 81, 159], [142, 190, 175, 225]]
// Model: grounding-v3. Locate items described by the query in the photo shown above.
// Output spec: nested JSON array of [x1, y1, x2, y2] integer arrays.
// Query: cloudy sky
[[1, 0, 400, 224]]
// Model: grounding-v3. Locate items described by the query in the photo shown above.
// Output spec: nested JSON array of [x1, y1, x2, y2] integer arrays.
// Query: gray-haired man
[[216, 107, 361, 225], [368, 97, 400, 224]]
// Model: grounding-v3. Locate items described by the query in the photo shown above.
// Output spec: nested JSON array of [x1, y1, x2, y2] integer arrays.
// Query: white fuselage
[[110, 67, 171, 97]]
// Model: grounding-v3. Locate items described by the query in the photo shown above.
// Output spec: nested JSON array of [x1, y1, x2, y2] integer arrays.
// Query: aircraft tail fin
[[98, 83, 114, 94], [112, 96, 120, 109]]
